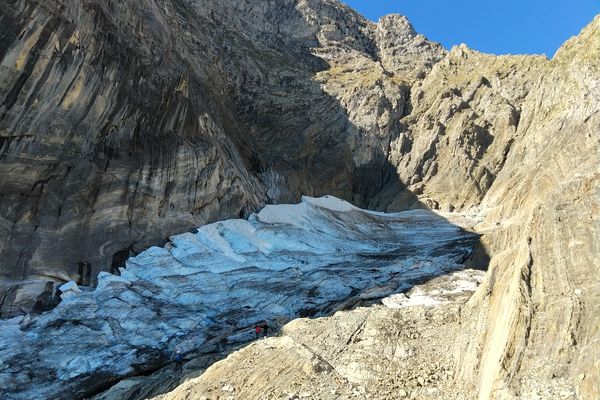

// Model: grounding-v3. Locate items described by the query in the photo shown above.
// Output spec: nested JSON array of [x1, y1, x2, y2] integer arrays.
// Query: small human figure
[[254, 324, 263, 339], [172, 349, 184, 372], [261, 322, 270, 337]]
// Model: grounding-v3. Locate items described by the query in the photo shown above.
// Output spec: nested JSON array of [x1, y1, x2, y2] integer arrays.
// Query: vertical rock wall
[[0, 0, 267, 315]]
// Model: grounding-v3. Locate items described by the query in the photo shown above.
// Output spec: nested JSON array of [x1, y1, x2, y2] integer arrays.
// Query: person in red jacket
[[254, 324, 263, 339]]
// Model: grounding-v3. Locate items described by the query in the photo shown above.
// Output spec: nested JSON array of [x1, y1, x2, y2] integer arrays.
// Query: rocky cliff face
[[1, 0, 599, 399], [0, 0, 443, 316], [0, 0, 266, 316], [453, 18, 600, 399]]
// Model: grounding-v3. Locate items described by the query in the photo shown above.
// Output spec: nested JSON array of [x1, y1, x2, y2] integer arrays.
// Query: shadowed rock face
[[0, 0, 444, 316], [0, 0, 267, 315]]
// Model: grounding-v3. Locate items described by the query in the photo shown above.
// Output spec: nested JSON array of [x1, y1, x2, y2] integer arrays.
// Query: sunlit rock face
[[0, 196, 476, 399]]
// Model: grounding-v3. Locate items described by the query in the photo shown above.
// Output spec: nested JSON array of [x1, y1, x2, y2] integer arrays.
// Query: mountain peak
[[377, 14, 417, 38], [553, 13, 600, 63]]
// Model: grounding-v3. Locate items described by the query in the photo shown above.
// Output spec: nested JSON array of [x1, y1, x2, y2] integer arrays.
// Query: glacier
[[0, 196, 478, 399]]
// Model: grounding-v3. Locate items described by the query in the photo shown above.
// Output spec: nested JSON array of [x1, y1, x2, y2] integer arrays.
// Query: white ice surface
[[58, 281, 81, 300], [382, 269, 485, 309], [0, 196, 477, 400]]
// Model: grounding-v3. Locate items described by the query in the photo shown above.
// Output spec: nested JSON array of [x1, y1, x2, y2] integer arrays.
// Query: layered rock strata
[[0, 0, 446, 316]]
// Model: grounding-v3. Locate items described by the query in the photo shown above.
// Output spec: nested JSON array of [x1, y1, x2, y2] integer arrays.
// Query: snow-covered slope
[[0, 196, 476, 399]]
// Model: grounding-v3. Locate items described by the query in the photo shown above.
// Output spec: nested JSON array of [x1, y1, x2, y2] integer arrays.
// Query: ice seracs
[[0, 196, 477, 400]]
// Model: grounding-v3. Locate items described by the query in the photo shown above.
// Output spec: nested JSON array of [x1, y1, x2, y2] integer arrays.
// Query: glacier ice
[[0, 196, 477, 399]]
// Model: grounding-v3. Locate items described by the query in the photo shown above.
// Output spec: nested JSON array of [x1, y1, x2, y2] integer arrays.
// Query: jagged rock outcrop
[[377, 47, 547, 211]]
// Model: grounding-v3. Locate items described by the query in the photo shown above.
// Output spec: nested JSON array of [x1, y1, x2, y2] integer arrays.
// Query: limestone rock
[[0, 1, 599, 400], [376, 47, 547, 212], [454, 16, 600, 400], [0, 0, 267, 316]]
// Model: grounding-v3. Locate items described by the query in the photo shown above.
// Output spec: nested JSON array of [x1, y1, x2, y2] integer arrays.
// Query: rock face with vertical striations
[[0, 0, 444, 316], [0, 0, 268, 315], [452, 17, 600, 399], [0, 0, 599, 399]]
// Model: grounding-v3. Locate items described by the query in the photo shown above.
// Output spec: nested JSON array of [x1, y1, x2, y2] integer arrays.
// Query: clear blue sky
[[342, 0, 600, 57]]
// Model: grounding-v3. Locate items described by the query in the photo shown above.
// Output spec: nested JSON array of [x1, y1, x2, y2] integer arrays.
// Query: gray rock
[[0, 0, 443, 316]]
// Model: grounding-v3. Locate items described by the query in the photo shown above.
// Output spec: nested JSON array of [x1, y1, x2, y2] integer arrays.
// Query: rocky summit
[[0, 0, 599, 399]]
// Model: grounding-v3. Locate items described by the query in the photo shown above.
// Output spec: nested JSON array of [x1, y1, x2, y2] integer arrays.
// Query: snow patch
[[382, 269, 485, 309], [382, 292, 445, 309], [302, 195, 357, 212]]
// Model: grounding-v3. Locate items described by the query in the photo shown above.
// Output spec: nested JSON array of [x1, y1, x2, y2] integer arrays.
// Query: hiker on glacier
[[255, 321, 270, 338], [254, 324, 263, 339], [261, 322, 270, 337], [172, 349, 184, 372]]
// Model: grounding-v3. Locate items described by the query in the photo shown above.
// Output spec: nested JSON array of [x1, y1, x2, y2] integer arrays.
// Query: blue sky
[[342, 0, 600, 57]]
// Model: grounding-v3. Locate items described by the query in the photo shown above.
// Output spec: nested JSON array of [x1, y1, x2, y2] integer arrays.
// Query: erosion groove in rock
[[1, 0, 599, 399], [0, 196, 477, 400]]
